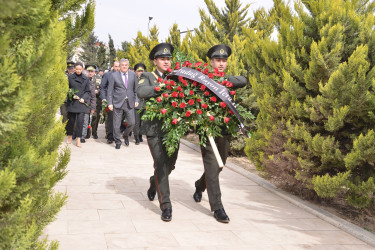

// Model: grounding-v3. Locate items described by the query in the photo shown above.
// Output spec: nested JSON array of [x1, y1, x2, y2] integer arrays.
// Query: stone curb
[[180, 138, 375, 247]]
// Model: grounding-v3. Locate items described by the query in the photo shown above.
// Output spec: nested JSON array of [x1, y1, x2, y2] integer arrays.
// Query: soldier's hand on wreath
[[135, 102, 139, 108], [108, 105, 113, 111], [73, 95, 80, 100], [79, 98, 84, 103]]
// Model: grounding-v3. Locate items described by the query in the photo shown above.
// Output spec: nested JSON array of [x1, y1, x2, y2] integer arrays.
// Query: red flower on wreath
[[172, 102, 178, 107], [178, 76, 184, 82], [170, 80, 176, 86], [226, 82, 233, 88], [230, 91, 236, 95], [175, 62, 180, 70], [204, 91, 210, 96], [189, 90, 194, 95], [177, 86, 182, 92], [179, 92, 184, 98], [182, 80, 188, 87], [210, 96, 217, 102], [156, 97, 162, 102], [171, 91, 178, 98], [220, 102, 226, 108], [162, 93, 169, 98], [185, 110, 192, 117], [154, 86, 160, 91], [203, 63, 208, 68], [157, 77, 163, 83], [196, 109, 202, 115], [195, 62, 202, 67], [229, 110, 234, 114], [201, 103, 208, 109], [192, 81, 198, 86], [161, 109, 167, 114], [200, 85, 206, 91], [208, 73, 214, 79], [167, 85, 173, 90], [167, 68, 172, 73], [224, 117, 230, 123], [188, 99, 194, 105], [197, 98, 201, 102], [179, 103, 186, 108], [172, 118, 178, 125], [209, 115, 215, 121]]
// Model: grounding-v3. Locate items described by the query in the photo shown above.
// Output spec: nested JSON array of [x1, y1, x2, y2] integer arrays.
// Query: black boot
[[161, 207, 172, 222], [139, 135, 143, 142], [193, 188, 202, 202], [147, 176, 156, 201], [214, 208, 230, 223]]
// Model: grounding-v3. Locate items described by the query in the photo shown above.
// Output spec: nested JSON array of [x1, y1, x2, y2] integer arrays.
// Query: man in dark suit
[[192, 44, 247, 223], [100, 61, 120, 143], [137, 43, 179, 222], [108, 59, 139, 149]]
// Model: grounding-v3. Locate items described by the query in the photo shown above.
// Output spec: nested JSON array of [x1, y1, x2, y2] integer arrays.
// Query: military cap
[[85, 64, 96, 71], [207, 44, 232, 59], [149, 43, 174, 60], [134, 63, 146, 72], [67, 61, 75, 69]]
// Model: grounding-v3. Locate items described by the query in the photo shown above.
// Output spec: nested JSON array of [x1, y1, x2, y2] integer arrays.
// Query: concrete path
[[44, 124, 373, 249]]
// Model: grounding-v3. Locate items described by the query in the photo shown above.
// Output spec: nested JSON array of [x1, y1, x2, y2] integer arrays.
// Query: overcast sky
[[94, 0, 274, 48]]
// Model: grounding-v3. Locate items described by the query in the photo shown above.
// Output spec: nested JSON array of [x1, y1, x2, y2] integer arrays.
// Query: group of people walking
[[62, 43, 247, 223]]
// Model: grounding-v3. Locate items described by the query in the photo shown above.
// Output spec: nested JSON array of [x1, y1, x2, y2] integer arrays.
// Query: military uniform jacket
[[136, 70, 164, 136], [66, 73, 91, 113]]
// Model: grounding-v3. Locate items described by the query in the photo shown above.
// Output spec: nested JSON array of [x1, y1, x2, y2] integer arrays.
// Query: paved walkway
[[44, 124, 373, 249]]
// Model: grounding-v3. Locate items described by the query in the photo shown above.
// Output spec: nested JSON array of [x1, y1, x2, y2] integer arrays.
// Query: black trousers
[[195, 134, 231, 211], [133, 108, 144, 139], [92, 109, 100, 136], [66, 112, 85, 138], [105, 110, 114, 140], [147, 136, 179, 210]]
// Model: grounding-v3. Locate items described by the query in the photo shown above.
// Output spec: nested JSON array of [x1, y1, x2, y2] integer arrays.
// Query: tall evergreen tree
[[0, 0, 87, 247], [245, 0, 375, 209], [80, 32, 99, 64], [54, 0, 95, 57], [121, 41, 131, 57], [108, 34, 116, 64], [97, 44, 107, 69]]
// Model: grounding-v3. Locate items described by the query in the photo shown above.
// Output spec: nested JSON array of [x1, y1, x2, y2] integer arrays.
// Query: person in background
[[66, 62, 91, 147], [107, 59, 139, 149], [100, 61, 120, 143], [81, 65, 97, 143], [133, 63, 146, 145]]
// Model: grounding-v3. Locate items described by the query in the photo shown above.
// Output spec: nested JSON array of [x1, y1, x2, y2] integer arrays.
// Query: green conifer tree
[[245, 0, 375, 209], [80, 32, 99, 64], [0, 0, 94, 248], [97, 44, 107, 69], [108, 34, 117, 64]]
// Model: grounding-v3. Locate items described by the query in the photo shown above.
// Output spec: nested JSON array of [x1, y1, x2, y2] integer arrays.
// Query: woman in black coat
[[66, 62, 91, 147]]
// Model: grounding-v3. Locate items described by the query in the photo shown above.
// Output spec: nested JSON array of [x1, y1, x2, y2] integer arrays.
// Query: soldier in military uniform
[[81, 64, 97, 142], [60, 61, 75, 123], [137, 43, 179, 222], [133, 63, 146, 144], [192, 44, 247, 223], [91, 67, 102, 139]]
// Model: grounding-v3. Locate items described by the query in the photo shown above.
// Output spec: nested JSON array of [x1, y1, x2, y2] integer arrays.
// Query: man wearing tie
[[108, 59, 139, 149]]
